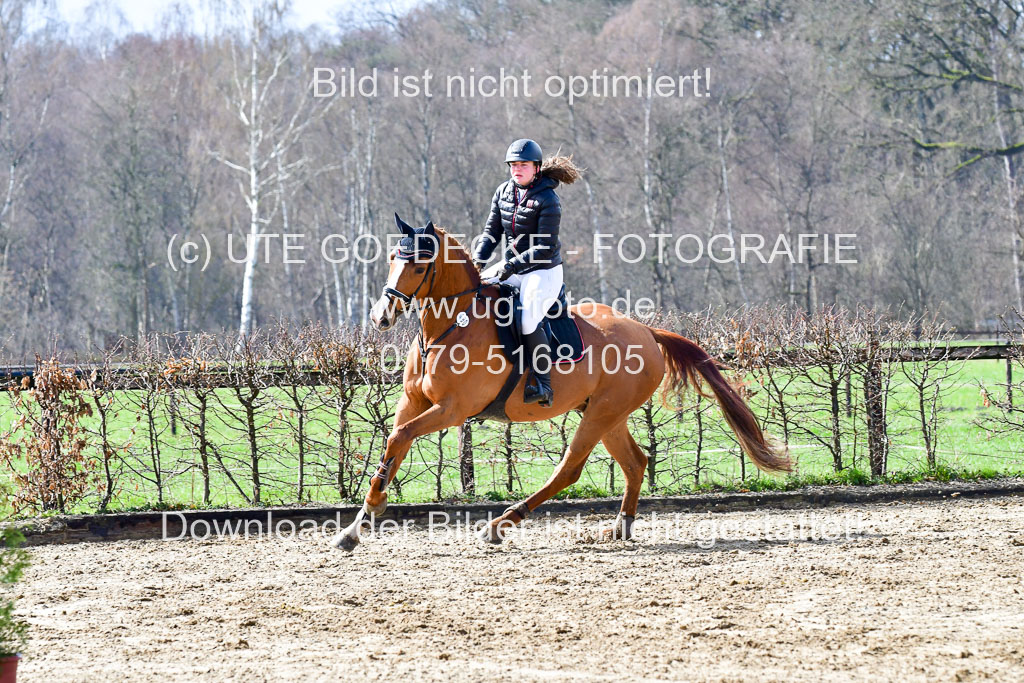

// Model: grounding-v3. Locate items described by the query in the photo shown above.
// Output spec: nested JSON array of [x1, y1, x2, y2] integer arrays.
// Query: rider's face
[[509, 161, 537, 185]]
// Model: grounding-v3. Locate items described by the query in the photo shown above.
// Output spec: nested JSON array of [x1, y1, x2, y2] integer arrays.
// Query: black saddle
[[469, 283, 587, 423]]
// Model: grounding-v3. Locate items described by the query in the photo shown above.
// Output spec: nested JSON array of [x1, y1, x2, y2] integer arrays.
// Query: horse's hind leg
[[478, 408, 609, 544], [601, 419, 648, 540]]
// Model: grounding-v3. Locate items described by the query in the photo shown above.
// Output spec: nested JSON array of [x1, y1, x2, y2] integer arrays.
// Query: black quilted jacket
[[473, 174, 562, 274]]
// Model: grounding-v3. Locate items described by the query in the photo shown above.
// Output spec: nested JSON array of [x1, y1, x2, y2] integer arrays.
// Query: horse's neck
[[419, 256, 478, 342]]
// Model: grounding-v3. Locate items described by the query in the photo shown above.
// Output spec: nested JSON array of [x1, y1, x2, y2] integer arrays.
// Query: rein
[[412, 282, 491, 358]]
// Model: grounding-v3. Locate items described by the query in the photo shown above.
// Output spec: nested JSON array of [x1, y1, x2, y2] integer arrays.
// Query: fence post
[[1007, 356, 1013, 408], [435, 428, 448, 501], [643, 400, 658, 492], [863, 335, 888, 476], [197, 392, 211, 505], [169, 391, 178, 435], [458, 422, 474, 496], [503, 423, 515, 493], [845, 374, 852, 418]]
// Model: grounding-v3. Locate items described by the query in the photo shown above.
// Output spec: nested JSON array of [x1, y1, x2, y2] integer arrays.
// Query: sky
[[36, 0, 423, 36]]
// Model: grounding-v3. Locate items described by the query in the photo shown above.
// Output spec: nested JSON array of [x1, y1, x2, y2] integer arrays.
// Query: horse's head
[[370, 213, 440, 331]]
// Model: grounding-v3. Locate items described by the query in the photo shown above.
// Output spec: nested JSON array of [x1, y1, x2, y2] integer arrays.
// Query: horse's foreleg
[[333, 397, 462, 551], [364, 400, 463, 510]]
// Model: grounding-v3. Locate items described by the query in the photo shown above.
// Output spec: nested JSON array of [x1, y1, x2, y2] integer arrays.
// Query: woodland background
[[1, 0, 1022, 356]]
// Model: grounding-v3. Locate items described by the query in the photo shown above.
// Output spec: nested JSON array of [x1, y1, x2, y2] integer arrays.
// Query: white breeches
[[481, 262, 563, 335]]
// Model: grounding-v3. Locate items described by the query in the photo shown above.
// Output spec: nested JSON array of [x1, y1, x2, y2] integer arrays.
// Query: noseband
[[382, 241, 437, 307], [382, 263, 435, 306]]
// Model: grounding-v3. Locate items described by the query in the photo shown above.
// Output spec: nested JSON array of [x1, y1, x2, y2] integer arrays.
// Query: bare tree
[[211, 0, 331, 342]]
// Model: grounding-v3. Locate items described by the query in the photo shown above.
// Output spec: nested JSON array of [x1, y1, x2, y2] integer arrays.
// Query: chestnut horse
[[332, 218, 790, 550]]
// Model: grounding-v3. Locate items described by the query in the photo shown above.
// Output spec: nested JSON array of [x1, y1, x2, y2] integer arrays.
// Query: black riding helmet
[[505, 138, 542, 164]]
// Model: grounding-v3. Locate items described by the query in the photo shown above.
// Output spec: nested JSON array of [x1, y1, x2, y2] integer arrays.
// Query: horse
[[332, 216, 790, 550]]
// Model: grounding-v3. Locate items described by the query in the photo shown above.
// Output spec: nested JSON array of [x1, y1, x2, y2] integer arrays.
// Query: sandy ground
[[12, 496, 1024, 682]]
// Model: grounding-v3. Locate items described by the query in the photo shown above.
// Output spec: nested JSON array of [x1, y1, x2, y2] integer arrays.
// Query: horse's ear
[[394, 212, 413, 236], [424, 221, 435, 236]]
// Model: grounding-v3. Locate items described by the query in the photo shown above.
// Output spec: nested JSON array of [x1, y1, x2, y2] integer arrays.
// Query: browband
[[393, 235, 438, 261]]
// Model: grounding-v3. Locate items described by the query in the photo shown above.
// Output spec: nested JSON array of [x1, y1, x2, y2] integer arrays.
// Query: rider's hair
[[539, 154, 583, 185]]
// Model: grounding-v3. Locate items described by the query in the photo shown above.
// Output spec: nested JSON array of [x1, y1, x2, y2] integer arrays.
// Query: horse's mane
[[433, 226, 481, 284]]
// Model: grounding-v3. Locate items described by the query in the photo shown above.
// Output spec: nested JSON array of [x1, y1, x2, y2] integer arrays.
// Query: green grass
[[0, 359, 1021, 516]]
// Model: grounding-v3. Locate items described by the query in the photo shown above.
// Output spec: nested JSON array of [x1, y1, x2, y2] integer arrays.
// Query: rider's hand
[[498, 263, 515, 281]]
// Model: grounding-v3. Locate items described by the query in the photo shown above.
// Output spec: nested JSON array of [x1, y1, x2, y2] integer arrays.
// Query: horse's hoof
[[365, 498, 387, 516], [332, 532, 360, 552], [605, 515, 635, 541], [477, 524, 504, 545]]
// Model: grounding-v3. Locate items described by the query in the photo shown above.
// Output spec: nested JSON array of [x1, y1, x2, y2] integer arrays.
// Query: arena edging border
[[9, 477, 1024, 546]]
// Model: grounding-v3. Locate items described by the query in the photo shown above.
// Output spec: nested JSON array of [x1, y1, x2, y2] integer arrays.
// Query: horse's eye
[[414, 267, 426, 273]]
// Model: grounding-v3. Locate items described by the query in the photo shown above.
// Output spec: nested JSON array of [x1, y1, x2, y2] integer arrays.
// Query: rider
[[473, 138, 574, 408]]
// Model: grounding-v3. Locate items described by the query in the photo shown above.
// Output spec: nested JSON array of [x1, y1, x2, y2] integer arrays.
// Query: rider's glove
[[498, 263, 516, 281]]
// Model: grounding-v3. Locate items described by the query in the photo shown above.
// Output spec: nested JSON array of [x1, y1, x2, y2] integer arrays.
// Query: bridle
[[380, 244, 493, 356], [382, 256, 437, 310]]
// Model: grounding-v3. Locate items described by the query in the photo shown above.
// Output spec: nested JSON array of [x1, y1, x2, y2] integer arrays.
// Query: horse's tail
[[649, 327, 792, 473]]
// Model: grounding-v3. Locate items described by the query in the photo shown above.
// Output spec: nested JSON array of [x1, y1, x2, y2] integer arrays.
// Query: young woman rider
[[473, 138, 580, 407]]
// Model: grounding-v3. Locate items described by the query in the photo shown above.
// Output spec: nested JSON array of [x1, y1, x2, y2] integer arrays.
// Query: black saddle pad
[[545, 315, 586, 364]]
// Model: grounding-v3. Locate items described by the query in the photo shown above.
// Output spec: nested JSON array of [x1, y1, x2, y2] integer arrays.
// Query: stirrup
[[524, 374, 553, 407]]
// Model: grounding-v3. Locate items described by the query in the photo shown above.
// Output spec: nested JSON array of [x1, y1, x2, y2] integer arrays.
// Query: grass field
[[1, 358, 1022, 515]]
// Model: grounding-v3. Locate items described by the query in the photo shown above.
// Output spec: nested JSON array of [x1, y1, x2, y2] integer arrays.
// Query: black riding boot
[[522, 326, 554, 407]]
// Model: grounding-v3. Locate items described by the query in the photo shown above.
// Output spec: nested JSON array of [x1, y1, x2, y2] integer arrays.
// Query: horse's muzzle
[[370, 294, 397, 331]]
